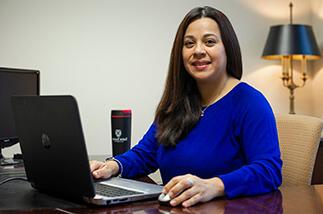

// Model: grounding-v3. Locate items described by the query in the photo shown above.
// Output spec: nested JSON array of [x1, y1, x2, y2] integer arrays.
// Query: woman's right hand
[[90, 160, 120, 179]]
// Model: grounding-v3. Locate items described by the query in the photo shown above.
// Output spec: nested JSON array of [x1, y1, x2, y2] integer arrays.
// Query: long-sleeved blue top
[[114, 82, 282, 198]]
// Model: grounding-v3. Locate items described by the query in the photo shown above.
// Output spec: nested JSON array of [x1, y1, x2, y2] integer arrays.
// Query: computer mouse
[[158, 193, 172, 206]]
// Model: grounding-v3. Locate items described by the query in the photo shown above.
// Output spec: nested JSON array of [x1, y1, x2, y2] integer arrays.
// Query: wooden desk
[[59, 185, 323, 213], [1, 164, 323, 213], [1, 177, 323, 212]]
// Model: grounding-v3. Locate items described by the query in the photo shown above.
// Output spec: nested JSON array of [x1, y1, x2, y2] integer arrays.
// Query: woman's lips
[[194, 64, 208, 70], [192, 61, 211, 71]]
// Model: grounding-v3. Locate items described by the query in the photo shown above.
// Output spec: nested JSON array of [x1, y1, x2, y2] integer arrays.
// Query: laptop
[[11, 95, 163, 205]]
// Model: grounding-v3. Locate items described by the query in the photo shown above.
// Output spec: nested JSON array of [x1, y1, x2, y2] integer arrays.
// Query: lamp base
[[289, 87, 295, 114]]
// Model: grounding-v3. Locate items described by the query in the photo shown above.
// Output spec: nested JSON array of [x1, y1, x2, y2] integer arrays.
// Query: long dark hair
[[155, 6, 242, 147]]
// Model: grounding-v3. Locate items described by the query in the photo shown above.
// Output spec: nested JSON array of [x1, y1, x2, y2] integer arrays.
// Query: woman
[[90, 6, 282, 207]]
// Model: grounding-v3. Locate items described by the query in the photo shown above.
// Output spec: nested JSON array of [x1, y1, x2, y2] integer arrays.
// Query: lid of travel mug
[[111, 109, 132, 118]]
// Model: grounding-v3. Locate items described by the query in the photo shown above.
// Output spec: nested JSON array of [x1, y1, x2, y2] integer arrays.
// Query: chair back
[[276, 114, 323, 186]]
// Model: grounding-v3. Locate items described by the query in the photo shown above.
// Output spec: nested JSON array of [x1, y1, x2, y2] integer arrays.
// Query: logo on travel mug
[[115, 129, 122, 138], [111, 110, 131, 156]]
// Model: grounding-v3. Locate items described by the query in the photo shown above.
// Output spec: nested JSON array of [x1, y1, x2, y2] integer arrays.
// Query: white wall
[[1, 0, 321, 157]]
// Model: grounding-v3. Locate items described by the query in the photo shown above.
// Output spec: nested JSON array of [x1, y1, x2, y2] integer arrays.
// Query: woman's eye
[[205, 40, 216, 46], [184, 41, 194, 48]]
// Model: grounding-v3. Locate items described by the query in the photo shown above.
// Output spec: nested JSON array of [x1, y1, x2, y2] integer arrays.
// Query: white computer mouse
[[158, 193, 172, 206]]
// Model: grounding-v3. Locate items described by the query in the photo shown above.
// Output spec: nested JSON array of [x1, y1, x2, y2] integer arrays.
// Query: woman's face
[[182, 18, 227, 83]]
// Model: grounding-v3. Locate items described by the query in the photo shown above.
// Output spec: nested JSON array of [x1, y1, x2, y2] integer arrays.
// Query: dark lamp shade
[[262, 24, 321, 60]]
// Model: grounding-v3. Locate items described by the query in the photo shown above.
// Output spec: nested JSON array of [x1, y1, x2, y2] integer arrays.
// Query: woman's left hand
[[162, 174, 225, 207]]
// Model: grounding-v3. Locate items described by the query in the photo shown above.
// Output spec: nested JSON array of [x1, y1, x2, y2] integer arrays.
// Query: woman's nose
[[193, 43, 206, 58]]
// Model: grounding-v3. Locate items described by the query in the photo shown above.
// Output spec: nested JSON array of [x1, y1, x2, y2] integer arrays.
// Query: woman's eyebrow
[[183, 35, 195, 39], [203, 33, 220, 39], [184, 33, 220, 39]]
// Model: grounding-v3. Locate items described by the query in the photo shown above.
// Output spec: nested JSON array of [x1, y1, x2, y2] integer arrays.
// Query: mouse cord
[[0, 177, 28, 186]]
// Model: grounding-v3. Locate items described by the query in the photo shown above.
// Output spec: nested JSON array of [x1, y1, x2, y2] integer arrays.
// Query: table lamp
[[262, 2, 320, 114]]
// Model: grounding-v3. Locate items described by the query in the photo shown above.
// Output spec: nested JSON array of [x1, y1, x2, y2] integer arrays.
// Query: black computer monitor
[[0, 67, 40, 159]]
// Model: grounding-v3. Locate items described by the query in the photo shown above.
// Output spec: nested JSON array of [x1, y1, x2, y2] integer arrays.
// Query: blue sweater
[[114, 82, 282, 198]]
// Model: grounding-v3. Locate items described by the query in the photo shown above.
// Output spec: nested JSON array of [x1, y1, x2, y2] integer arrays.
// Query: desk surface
[[1, 165, 323, 213]]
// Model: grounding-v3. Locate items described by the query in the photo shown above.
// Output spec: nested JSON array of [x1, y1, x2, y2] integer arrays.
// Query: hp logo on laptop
[[41, 133, 51, 149]]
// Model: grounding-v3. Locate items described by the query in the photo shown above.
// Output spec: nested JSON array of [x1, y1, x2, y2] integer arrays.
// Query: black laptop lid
[[11, 95, 95, 198]]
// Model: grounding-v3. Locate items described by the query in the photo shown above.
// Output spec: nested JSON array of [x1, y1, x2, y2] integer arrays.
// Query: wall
[[1, 0, 320, 157], [311, 0, 323, 119]]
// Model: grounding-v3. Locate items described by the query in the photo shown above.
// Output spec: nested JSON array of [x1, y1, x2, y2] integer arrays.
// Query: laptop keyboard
[[95, 183, 143, 197]]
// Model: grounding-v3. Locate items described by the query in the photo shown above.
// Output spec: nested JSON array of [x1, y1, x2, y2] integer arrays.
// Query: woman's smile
[[192, 60, 211, 71]]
